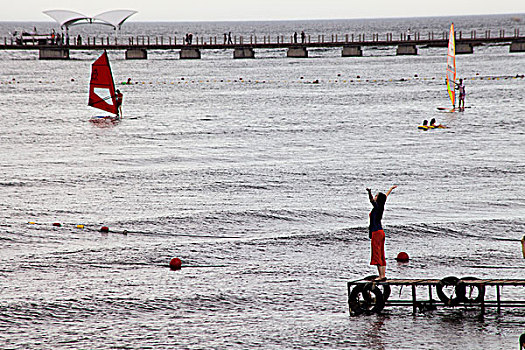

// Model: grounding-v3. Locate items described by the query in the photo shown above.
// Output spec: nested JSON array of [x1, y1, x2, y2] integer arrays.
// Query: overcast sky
[[2, 0, 525, 21]]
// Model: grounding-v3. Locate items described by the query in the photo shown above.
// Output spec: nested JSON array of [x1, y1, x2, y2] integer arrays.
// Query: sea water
[[0, 15, 524, 349]]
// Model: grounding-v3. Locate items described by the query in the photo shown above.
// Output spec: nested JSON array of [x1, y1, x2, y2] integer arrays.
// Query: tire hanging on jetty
[[458, 277, 485, 304], [436, 276, 466, 306], [348, 283, 385, 316], [364, 275, 391, 301]]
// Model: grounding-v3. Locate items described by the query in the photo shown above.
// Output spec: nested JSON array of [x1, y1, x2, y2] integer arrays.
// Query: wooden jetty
[[347, 276, 525, 316], [1, 29, 525, 60]]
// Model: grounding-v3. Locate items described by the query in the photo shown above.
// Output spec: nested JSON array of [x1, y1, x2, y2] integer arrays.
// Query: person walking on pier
[[367, 185, 397, 281], [228, 32, 233, 45], [293, 32, 298, 44], [223, 33, 227, 45], [301, 31, 306, 44]]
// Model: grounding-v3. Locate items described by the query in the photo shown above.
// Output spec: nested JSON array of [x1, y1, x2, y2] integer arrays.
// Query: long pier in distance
[[1, 29, 525, 60]]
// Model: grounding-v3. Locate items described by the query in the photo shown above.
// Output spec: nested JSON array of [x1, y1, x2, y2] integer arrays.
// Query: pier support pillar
[[456, 43, 473, 54], [396, 44, 417, 55], [510, 41, 525, 53], [287, 46, 308, 58], [180, 48, 201, 59], [39, 48, 69, 60], [234, 47, 255, 59], [126, 48, 147, 59], [342, 45, 363, 57]]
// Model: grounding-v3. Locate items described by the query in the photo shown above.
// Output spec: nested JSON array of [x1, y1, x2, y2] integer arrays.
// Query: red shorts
[[370, 229, 386, 266]]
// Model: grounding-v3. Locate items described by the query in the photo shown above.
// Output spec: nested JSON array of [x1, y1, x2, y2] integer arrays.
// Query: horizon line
[[0, 11, 524, 23]]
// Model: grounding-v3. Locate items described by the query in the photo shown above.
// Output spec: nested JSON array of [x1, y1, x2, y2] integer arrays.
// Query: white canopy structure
[[43, 9, 137, 31], [93, 10, 138, 30], [43, 10, 90, 29]]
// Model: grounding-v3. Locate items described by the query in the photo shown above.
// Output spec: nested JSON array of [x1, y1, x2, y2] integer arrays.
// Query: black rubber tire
[[348, 284, 366, 316], [381, 284, 391, 302], [348, 283, 385, 315], [436, 276, 465, 306], [458, 277, 485, 304], [362, 275, 391, 301]]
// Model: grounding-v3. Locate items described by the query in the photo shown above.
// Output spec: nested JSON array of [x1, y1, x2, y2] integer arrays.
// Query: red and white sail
[[88, 51, 117, 115], [446, 23, 456, 108]]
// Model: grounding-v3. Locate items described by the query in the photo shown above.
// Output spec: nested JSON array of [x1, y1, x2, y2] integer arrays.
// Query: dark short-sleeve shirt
[[369, 201, 384, 233]]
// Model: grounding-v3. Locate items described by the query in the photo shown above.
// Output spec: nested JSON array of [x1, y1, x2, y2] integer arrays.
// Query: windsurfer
[[116, 89, 123, 117], [454, 78, 465, 110]]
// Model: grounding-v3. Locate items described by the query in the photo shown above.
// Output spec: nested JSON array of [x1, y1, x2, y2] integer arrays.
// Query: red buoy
[[396, 252, 410, 262], [52, 222, 61, 227], [169, 257, 182, 270], [100, 226, 109, 233]]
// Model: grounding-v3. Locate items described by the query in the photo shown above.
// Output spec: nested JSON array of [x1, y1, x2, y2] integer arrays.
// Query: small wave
[[0, 181, 26, 187]]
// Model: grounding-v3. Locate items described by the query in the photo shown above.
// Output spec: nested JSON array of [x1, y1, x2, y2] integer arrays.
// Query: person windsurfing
[[454, 78, 465, 111], [88, 51, 122, 125], [116, 89, 123, 118]]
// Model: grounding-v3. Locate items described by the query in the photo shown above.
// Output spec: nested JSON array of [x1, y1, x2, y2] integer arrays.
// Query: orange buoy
[[169, 257, 182, 270], [52, 222, 61, 227], [396, 252, 409, 262], [100, 226, 109, 233]]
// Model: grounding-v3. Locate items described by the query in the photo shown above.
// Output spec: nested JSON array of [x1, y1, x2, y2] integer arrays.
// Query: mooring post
[[480, 284, 485, 315], [412, 285, 417, 314], [496, 285, 501, 313]]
